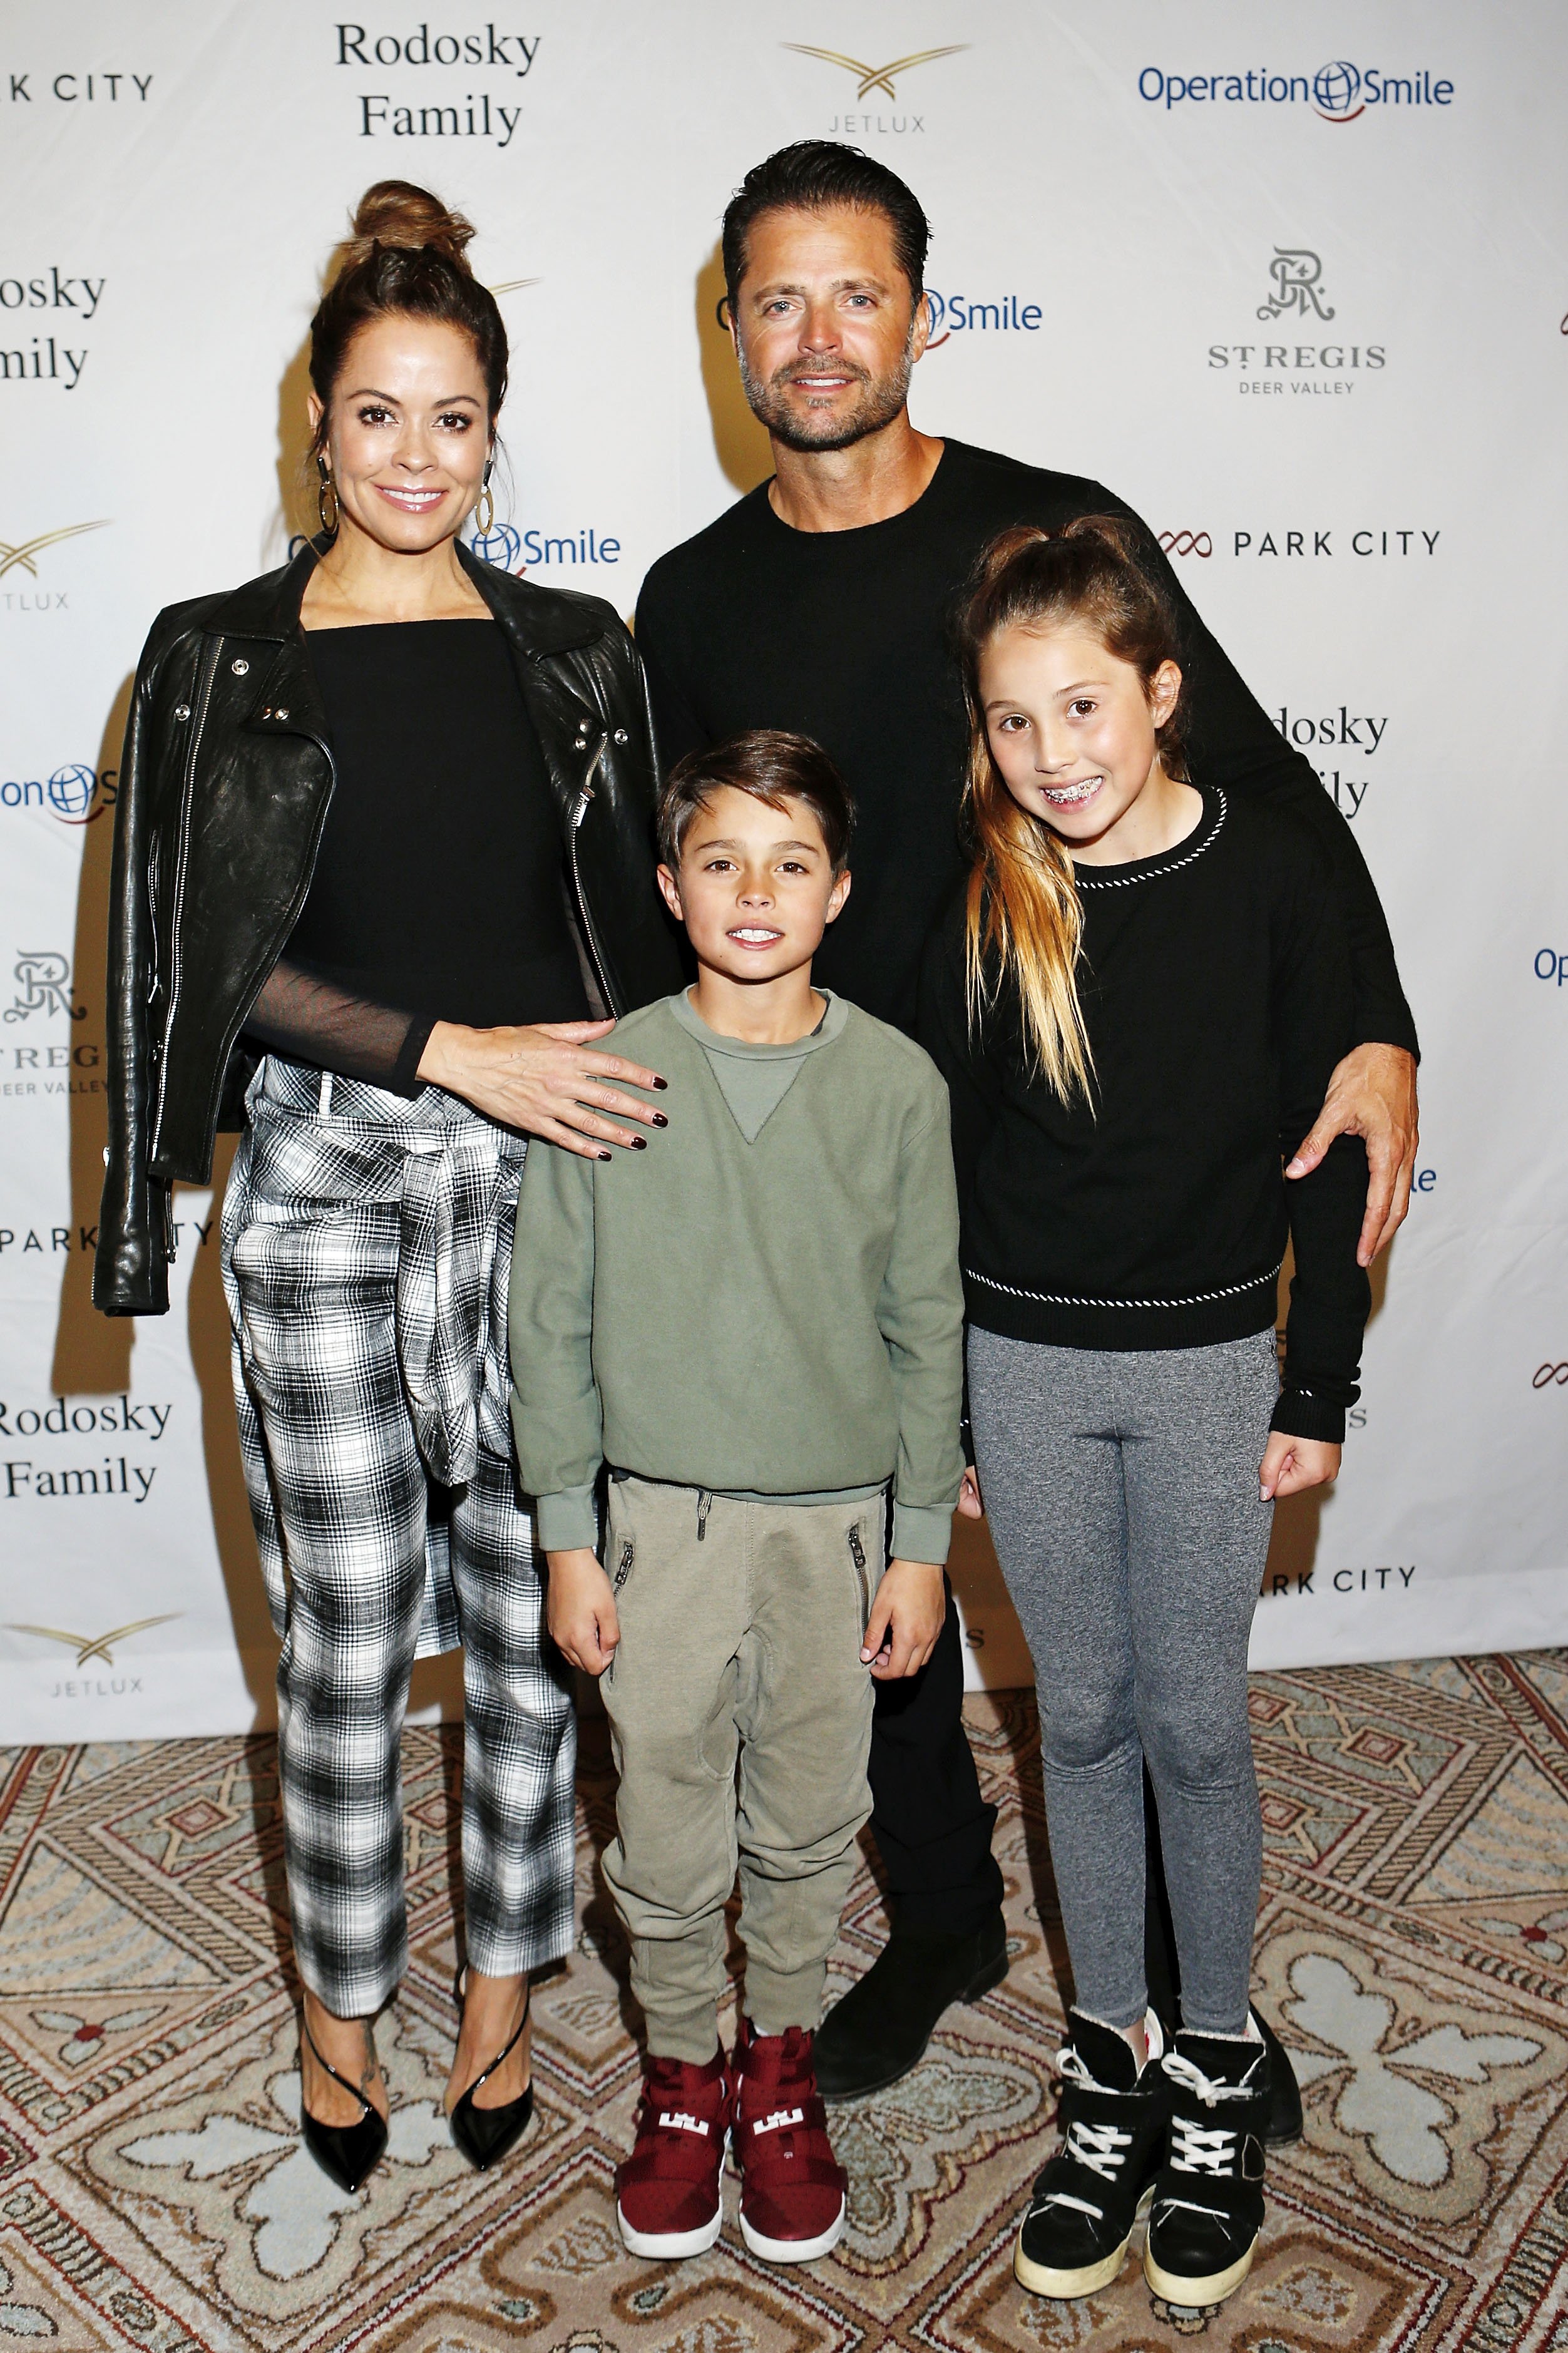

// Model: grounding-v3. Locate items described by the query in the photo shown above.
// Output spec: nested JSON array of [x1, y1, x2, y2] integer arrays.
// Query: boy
[[508, 729, 965, 2264]]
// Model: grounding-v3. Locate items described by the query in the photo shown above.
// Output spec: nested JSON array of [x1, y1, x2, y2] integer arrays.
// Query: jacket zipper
[[565, 734, 613, 1008], [148, 637, 221, 1167]]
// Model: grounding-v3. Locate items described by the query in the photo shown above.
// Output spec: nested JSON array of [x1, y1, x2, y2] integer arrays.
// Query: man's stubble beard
[[737, 333, 916, 456]]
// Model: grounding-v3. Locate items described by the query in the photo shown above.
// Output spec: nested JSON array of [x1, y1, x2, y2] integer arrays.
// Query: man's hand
[[1286, 1042, 1417, 1268], [957, 1465, 983, 1520], [545, 1547, 620, 1675], [861, 1559, 946, 1680], [1259, 1433, 1341, 1502]]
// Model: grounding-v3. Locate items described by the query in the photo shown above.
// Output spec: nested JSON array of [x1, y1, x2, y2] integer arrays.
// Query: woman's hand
[[545, 1547, 620, 1674], [1259, 1433, 1341, 1502], [419, 1018, 668, 1156], [861, 1560, 946, 1680]]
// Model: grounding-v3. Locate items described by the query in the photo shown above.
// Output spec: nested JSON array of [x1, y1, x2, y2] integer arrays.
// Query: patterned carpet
[[1, 1654, 1567, 2351]]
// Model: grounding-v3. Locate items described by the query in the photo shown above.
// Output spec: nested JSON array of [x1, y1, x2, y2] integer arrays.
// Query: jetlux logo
[[6, 1614, 180, 1666], [782, 41, 967, 134], [338, 21, 542, 150], [0, 520, 108, 613]]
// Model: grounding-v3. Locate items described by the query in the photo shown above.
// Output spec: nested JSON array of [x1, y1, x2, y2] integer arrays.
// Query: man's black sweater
[[636, 439, 1416, 1054], [918, 785, 1371, 1443]]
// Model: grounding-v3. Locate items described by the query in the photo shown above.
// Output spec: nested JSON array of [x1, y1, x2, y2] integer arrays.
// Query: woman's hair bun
[[338, 180, 476, 276]]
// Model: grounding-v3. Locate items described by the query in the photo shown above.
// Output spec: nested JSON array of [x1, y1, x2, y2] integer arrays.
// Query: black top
[[249, 617, 588, 1089], [918, 784, 1371, 1442], [637, 439, 1416, 1051]]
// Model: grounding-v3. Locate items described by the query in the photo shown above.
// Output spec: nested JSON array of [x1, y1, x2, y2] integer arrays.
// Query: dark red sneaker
[[616, 2049, 731, 2258], [732, 2018, 847, 2263]]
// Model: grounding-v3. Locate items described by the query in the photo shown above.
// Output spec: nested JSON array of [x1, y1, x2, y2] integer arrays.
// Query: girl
[[920, 518, 1373, 2309]]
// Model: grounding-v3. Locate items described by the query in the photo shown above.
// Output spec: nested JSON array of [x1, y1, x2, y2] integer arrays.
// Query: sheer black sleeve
[[244, 958, 437, 1098]]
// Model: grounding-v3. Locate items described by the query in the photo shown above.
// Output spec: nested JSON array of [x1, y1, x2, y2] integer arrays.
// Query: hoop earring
[[316, 460, 339, 536], [474, 483, 495, 535]]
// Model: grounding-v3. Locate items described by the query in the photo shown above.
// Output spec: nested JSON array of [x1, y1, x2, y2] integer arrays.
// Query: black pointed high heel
[[299, 2018, 389, 2193], [449, 1968, 533, 2171]]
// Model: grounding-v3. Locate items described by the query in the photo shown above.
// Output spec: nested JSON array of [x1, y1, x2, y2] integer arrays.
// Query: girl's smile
[[979, 625, 1196, 867]]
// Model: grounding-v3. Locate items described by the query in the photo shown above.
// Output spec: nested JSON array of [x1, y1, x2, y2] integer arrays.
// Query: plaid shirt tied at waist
[[232, 1059, 525, 1486]]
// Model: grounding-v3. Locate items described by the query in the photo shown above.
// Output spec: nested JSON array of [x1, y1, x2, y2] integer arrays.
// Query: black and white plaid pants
[[220, 1056, 576, 2016]]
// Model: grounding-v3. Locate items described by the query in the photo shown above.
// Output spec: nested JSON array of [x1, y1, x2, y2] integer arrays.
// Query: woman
[[95, 180, 682, 2190]]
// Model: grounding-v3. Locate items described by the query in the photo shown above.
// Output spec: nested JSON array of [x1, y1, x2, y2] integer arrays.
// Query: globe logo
[[469, 520, 524, 573], [925, 290, 951, 349], [48, 763, 99, 822], [1313, 59, 1364, 120]]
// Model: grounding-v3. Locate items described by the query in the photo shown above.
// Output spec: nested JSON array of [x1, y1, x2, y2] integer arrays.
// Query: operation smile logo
[[1210, 249, 1384, 393], [1138, 59, 1453, 120], [336, 21, 543, 150], [782, 41, 968, 134], [0, 762, 116, 821]]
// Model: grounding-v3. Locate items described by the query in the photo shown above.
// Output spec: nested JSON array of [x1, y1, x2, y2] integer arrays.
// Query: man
[[635, 143, 1418, 2122]]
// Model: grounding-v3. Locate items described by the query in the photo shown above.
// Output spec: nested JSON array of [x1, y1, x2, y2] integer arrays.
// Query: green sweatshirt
[[508, 989, 965, 1564]]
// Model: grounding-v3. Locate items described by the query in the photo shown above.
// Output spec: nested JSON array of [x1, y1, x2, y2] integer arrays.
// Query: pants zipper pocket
[[697, 1490, 712, 1542], [613, 1539, 634, 1589], [848, 1522, 871, 1623]]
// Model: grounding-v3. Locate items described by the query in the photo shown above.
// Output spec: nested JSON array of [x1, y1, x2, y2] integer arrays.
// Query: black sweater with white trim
[[917, 784, 1372, 1443]]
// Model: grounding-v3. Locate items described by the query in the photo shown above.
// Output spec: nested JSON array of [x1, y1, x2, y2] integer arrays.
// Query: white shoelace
[[1155, 2046, 1262, 2225], [1032, 2024, 1162, 2225]]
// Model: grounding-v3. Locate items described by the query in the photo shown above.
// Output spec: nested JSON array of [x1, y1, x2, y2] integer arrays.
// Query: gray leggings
[[969, 1327, 1278, 2036]]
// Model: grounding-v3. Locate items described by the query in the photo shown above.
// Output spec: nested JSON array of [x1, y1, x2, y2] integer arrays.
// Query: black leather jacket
[[95, 538, 682, 1317]]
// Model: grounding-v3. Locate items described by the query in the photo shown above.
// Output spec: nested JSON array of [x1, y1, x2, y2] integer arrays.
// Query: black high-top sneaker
[[1013, 2011, 1169, 2299], [1144, 2028, 1269, 2309]]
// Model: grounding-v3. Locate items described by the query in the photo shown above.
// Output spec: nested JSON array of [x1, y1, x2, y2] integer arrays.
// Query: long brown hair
[[308, 181, 509, 463], [952, 516, 1188, 1100]]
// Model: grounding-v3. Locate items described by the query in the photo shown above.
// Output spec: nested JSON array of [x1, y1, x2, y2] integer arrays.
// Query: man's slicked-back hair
[[721, 141, 930, 308]]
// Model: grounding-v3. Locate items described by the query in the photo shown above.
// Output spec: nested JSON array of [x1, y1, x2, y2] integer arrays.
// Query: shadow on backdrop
[[694, 244, 772, 498]]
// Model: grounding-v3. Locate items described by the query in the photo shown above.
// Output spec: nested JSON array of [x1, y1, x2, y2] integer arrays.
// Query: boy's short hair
[[657, 730, 855, 876]]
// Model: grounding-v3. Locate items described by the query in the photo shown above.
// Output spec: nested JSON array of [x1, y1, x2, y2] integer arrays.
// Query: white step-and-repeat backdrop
[[2, 1, 1564, 1737]]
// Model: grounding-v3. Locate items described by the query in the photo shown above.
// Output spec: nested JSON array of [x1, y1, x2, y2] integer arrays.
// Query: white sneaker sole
[[1013, 2183, 1153, 2299], [739, 2194, 845, 2264], [617, 2197, 724, 2261], [1144, 2233, 1258, 2307]]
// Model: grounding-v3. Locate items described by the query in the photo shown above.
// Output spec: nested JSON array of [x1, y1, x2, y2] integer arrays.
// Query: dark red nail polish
[[651, 1112, 668, 1127], [631, 1135, 648, 1149], [652, 1075, 668, 1090], [598, 1151, 612, 1161]]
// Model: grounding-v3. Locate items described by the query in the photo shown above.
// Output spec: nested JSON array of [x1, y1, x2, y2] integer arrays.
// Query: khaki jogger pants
[[599, 1475, 882, 2063]]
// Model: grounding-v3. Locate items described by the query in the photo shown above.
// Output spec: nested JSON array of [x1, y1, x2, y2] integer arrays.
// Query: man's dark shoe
[[1252, 2004, 1303, 2146], [1014, 2011, 1168, 2298], [1144, 2029, 1268, 2309], [814, 1912, 1008, 2101]]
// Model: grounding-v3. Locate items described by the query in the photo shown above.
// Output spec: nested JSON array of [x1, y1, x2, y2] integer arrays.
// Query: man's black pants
[[867, 1574, 1004, 1930]]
